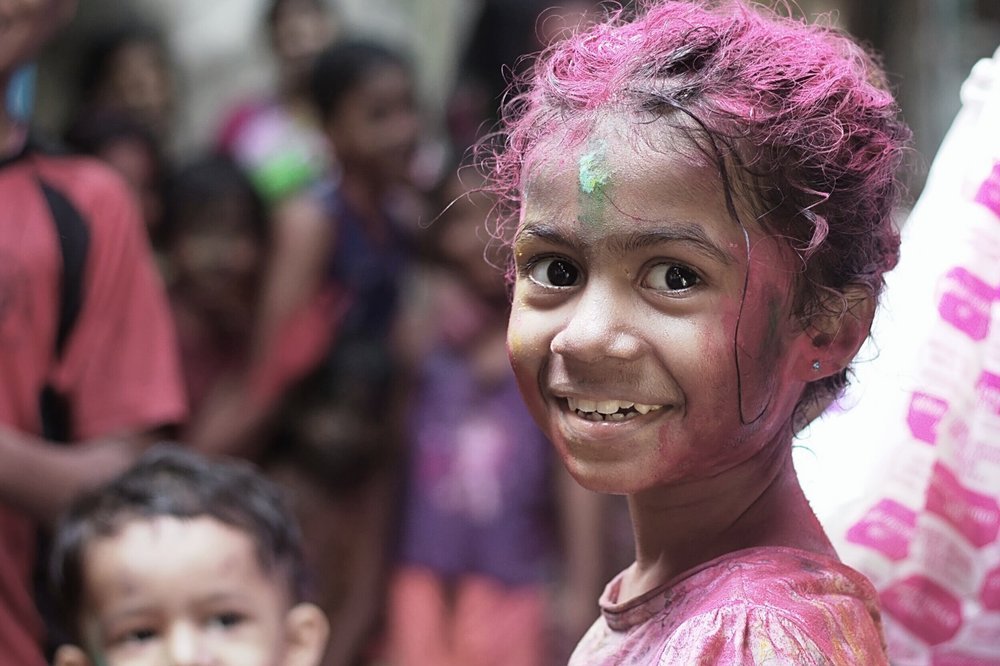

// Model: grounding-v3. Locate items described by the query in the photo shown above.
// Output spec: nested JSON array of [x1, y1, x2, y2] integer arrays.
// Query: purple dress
[[397, 348, 555, 586]]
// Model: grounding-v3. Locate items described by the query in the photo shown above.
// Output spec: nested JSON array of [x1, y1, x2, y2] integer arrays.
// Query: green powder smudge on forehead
[[578, 139, 610, 226], [578, 139, 609, 195]]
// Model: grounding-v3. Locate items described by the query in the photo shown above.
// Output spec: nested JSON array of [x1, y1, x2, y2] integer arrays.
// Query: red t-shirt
[[0, 148, 187, 665]]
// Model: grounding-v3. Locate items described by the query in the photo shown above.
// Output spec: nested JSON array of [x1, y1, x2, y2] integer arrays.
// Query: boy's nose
[[549, 282, 643, 363], [166, 624, 210, 666]]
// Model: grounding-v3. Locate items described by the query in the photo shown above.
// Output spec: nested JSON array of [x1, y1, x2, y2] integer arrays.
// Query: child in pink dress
[[490, 1, 910, 663]]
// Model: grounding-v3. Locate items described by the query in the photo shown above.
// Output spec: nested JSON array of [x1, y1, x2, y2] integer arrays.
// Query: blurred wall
[[33, 0, 1000, 193], [36, 0, 479, 156]]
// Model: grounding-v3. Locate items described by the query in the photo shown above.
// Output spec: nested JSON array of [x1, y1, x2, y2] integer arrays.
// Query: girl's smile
[[508, 116, 816, 496]]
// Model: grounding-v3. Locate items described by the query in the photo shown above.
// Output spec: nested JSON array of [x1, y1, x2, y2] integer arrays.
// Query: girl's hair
[[488, 0, 911, 413], [49, 446, 312, 640], [310, 39, 409, 121], [78, 23, 169, 101], [159, 154, 269, 248]]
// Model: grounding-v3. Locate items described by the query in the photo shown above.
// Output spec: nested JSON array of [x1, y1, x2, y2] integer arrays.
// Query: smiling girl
[[489, 1, 910, 663]]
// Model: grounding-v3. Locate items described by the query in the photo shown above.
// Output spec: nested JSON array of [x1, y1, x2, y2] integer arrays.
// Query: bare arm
[[0, 425, 162, 526], [253, 193, 332, 361]]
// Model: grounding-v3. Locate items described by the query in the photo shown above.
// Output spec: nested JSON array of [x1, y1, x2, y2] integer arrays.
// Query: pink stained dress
[[570, 547, 889, 665]]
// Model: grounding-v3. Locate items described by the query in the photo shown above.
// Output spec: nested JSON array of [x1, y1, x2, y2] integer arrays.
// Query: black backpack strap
[[38, 180, 89, 358], [36, 176, 90, 443]]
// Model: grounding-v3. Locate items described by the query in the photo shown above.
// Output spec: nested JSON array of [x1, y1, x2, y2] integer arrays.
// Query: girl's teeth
[[597, 400, 620, 415], [566, 397, 665, 418]]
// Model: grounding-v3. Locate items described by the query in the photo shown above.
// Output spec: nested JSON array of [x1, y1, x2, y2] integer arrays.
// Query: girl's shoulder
[[575, 547, 888, 666]]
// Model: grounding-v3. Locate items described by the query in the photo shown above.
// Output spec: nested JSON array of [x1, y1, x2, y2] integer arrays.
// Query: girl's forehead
[[524, 116, 721, 193], [520, 117, 731, 224]]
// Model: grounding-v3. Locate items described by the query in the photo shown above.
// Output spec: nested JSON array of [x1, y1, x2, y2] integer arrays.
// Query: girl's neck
[[339, 170, 389, 227], [620, 438, 833, 601]]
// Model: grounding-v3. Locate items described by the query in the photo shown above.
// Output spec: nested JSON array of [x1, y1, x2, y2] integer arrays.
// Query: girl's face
[[508, 116, 817, 496], [102, 41, 173, 137], [270, 0, 336, 85], [171, 195, 262, 326], [325, 63, 419, 185]]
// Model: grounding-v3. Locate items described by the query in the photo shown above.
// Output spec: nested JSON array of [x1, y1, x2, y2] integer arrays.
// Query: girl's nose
[[549, 282, 643, 363]]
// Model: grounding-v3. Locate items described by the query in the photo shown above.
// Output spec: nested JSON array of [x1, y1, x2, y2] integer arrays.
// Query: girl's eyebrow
[[514, 221, 734, 265], [609, 226, 734, 265], [514, 223, 577, 250]]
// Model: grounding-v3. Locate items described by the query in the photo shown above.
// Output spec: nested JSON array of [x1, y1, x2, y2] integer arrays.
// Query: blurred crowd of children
[[24, 1, 619, 665]]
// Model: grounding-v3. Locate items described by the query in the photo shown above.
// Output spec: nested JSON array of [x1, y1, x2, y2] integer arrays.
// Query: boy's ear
[[793, 285, 876, 381], [53, 645, 92, 666], [283, 602, 330, 666]]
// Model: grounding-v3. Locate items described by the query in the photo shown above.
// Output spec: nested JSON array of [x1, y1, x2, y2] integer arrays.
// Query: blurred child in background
[[64, 109, 167, 243], [48, 445, 329, 666], [76, 23, 176, 148], [386, 169, 603, 666], [240, 39, 423, 666], [217, 0, 340, 204], [160, 155, 268, 431]]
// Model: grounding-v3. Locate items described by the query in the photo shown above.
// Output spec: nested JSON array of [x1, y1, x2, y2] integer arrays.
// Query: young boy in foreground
[[47, 446, 329, 666]]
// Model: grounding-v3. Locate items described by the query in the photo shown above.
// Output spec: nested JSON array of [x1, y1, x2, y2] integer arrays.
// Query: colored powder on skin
[[84, 626, 111, 666], [578, 139, 610, 226]]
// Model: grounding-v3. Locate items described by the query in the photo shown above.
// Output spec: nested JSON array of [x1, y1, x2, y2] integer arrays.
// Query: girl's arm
[[253, 192, 333, 362]]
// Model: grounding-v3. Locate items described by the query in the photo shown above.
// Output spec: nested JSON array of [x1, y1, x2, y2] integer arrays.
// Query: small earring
[[811, 360, 821, 371]]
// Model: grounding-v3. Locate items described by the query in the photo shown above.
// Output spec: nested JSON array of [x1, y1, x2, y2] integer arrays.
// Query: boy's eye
[[122, 627, 157, 644], [527, 257, 580, 288], [644, 263, 700, 291], [208, 612, 246, 629]]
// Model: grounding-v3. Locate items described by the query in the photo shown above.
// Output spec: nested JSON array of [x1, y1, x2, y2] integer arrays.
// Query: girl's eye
[[644, 263, 700, 291], [527, 257, 580, 288]]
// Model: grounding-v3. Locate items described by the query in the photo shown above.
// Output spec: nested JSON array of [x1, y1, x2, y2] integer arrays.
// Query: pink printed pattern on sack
[[931, 649, 1000, 666], [926, 463, 1000, 549], [975, 371, 1000, 416], [981, 566, 1000, 610], [937, 268, 995, 341], [846, 499, 917, 561], [973, 161, 1000, 217], [908, 393, 950, 444], [881, 575, 963, 646]]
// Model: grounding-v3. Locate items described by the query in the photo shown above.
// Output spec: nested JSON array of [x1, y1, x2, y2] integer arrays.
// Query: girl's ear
[[53, 645, 92, 666], [794, 285, 876, 381], [283, 602, 330, 666]]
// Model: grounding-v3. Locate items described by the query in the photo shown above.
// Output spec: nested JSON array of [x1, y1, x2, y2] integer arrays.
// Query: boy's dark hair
[[265, 0, 327, 28], [49, 446, 311, 639], [159, 154, 269, 249], [310, 39, 409, 121]]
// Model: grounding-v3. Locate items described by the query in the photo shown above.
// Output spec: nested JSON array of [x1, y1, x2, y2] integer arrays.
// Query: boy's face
[[325, 63, 419, 185], [57, 516, 326, 666], [508, 115, 818, 496]]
